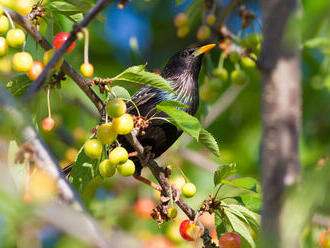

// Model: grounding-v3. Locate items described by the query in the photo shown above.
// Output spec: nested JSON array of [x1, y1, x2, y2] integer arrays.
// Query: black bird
[[118, 44, 216, 175]]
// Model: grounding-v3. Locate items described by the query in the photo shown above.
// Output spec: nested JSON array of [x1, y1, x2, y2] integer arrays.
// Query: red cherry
[[179, 220, 203, 241], [134, 198, 156, 219], [319, 229, 330, 248], [219, 232, 242, 248], [42, 117, 55, 131], [53, 32, 75, 53]]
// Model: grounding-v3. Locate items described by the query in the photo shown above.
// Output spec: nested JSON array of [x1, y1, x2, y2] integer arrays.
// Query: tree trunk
[[258, 0, 301, 247]]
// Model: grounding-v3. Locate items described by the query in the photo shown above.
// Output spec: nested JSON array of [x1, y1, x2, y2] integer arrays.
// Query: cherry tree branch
[[4, 7, 105, 115], [125, 132, 218, 248]]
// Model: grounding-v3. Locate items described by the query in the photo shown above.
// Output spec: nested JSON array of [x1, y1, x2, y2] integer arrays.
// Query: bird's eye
[[181, 50, 190, 58]]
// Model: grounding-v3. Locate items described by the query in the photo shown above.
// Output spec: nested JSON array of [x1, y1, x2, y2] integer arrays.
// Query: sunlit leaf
[[214, 163, 236, 186], [199, 128, 220, 157]]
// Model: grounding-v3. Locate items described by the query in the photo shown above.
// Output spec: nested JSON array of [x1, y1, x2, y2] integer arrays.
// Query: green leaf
[[222, 177, 257, 191], [216, 184, 259, 201], [6, 75, 31, 97], [199, 128, 220, 157], [68, 13, 84, 23], [303, 37, 330, 48], [175, 0, 185, 4], [227, 204, 260, 233], [214, 163, 236, 186], [48, 1, 83, 12], [225, 209, 256, 248], [156, 100, 188, 109], [113, 65, 174, 94], [156, 105, 201, 140], [215, 211, 228, 238], [109, 86, 131, 100], [241, 195, 262, 212], [69, 143, 99, 193]]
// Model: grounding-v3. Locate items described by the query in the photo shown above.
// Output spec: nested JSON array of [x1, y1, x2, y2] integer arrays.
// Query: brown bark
[[258, 0, 301, 247]]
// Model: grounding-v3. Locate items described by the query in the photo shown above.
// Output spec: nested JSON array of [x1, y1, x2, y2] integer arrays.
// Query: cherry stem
[[133, 175, 162, 192], [3, 9, 15, 29], [218, 52, 225, 69], [179, 168, 190, 183], [128, 99, 141, 117], [82, 28, 89, 64], [47, 87, 51, 118]]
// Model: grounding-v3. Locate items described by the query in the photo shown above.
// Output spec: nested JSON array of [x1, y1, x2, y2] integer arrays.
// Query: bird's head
[[161, 44, 216, 80]]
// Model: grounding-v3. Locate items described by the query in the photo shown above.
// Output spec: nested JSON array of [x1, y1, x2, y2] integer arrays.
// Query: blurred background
[[0, 0, 329, 247]]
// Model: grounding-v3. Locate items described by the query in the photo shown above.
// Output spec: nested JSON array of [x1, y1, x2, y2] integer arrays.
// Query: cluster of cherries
[[84, 99, 135, 177]]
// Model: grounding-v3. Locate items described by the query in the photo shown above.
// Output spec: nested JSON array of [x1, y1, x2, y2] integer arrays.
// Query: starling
[[118, 44, 216, 175]]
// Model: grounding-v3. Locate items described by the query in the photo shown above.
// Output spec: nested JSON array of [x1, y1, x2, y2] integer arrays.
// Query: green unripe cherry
[[229, 51, 240, 64], [6, 28, 26, 48], [112, 113, 134, 135], [181, 182, 196, 198], [231, 69, 248, 85], [213, 68, 228, 82], [84, 139, 103, 159], [99, 159, 116, 177], [117, 159, 135, 176], [168, 207, 178, 219], [97, 123, 117, 145], [109, 147, 128, 165], [0, 36, 8, 56], [241, 53, 257, 68], [0, 15, 9, 34], [106, 99, 127, 118]]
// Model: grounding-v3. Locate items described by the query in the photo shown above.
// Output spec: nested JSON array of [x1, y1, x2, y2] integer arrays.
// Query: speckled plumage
[[118, 47, 205, 175]]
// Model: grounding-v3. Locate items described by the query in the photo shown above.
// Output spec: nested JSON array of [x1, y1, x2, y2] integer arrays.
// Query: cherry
[[231, 69, 248, 85], [43, 49, 64, 70], [97, 123, 117, 145], [213, 68, 228, 82], [42, 117, 55, 131], [166, 222, 183, 243], [0, 15, 9, 34], [219, 232, 242, 248], [99, 159, 116, 177], [12, 52, 33, 72], [319, 229, 330, 248], [80, 63, 94, 78], [112, 113, 134, 135], [27, 61, 44, 80], [109, 146, 128, 165], [197, 25, 211, 41], [167, 207, 177, 219], [6, 28, 26, 48], [84, 139, 103, 159], [174, 13, 188, 27], [27, 169, 58, 203], [229, 51, 240, 63], [0, 36, 8, 56], [0, 0, 14, 8], [241, 53, 257, 68], [0, 55, 11, 73], [176, 26, 189, 38], [181, 182, 196, 198], [53, 32, 75, 53], [179, 220, 203, 241], [206, 14, 216, 26], [106, 99, 127, 118], [134, 198, 156, 219], [14, 0, 33, 16], [117, 159, 135, 176]]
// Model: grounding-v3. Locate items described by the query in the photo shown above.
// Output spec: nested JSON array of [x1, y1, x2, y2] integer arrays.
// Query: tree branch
[[4, 7, 105, 115], [258, 0, 301, 247], [125, 133, 218, 248]]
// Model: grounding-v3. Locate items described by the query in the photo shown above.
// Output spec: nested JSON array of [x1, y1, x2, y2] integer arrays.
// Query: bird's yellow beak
[[193, 44, 216, 57]]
